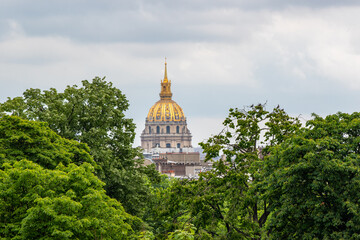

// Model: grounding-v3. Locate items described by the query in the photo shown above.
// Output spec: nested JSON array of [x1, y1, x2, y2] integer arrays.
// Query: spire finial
[[160, 59, 172, 100], [164, 57, 168, 82]]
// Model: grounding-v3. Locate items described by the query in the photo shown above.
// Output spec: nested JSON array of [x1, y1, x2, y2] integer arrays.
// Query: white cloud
[[1, 2, 360, 147], [251, 7, 360, 90], [188, 116, 225, 147]]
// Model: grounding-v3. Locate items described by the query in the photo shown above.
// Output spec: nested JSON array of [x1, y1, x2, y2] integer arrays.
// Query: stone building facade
[[141, 61, 192, 152]]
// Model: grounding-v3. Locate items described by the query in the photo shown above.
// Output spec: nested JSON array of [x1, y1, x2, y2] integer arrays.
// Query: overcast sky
[[1, 0, 360, 147]]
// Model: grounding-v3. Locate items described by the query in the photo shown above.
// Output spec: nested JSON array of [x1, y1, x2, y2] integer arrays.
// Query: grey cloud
[[2, 0, 360, 147], [2, 0, 359, 43]]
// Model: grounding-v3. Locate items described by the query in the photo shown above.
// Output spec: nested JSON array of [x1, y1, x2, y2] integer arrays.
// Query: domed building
[[141, 60, 192, 153]]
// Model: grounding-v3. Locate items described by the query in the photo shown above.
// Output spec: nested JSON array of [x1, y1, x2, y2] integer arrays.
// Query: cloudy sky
[[1, 0, 360, 147]]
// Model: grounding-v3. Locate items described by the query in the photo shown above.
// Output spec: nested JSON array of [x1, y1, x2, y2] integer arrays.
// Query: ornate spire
[[164, 57, 168, 83], [160, 59, 172, 100]]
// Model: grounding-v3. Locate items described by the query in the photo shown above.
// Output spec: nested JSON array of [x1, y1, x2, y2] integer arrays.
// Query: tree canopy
[[0, 77, 160, 217], [151, 106, 360, 239], [3, 75, 360, 239], [0, 116, 141, 239], [0, 160, 139, 239], [0, 115, 95, 169], [263, 112, 360, 239], [150, 104, 301, 239]]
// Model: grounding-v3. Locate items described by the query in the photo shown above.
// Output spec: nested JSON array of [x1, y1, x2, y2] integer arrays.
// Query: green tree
[[0, 160, 139, 239], [0, 116, 140, 239], [166, 224, 196, 240], [0, 115, 95, 169], [0, 77, 159, 217], [264, 112, 360, 239], [161, 104, 301, 239]]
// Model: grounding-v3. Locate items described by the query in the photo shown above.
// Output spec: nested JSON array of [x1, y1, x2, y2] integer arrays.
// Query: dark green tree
[[157, 104, 301, 239], [264, 112, 360, 239], [0, 116, 141, 239], [0, 160, 139, 239], [0, 77, 159, 217], [0, 115, 95, 169]]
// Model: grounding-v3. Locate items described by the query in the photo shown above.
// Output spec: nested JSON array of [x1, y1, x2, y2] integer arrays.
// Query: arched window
[[176, 126, 180, 133], [166, 126, 170, 134], [149, 126, 151, 134], [177, 143, 180, 148], [156, 126, 160, 134], [166, 143, 171, 148]]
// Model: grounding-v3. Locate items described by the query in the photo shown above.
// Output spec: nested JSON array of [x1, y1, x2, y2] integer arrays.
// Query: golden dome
[[146, 60, 186, 122], [147, 99, 185, 122]]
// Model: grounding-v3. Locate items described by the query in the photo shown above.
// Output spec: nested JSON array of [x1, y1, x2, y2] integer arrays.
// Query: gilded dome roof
[[146, 60, 186, 122], [147, 99, 185, 122]]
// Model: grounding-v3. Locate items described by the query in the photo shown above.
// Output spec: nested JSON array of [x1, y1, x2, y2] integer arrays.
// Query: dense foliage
[[0, 116, 140, 239], [151, 105, 360, 240], [151, 104, 301, 239], [0, 160, 139, 239], [263, 112, 360, 239], [0, 77, 160, 217], [2, 77, 360, 239], [0, 115, 95, 169]]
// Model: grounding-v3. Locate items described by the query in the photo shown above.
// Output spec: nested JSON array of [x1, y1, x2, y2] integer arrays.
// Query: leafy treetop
[[0, 115, 95, 170], [0, 77, 160, 217]]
